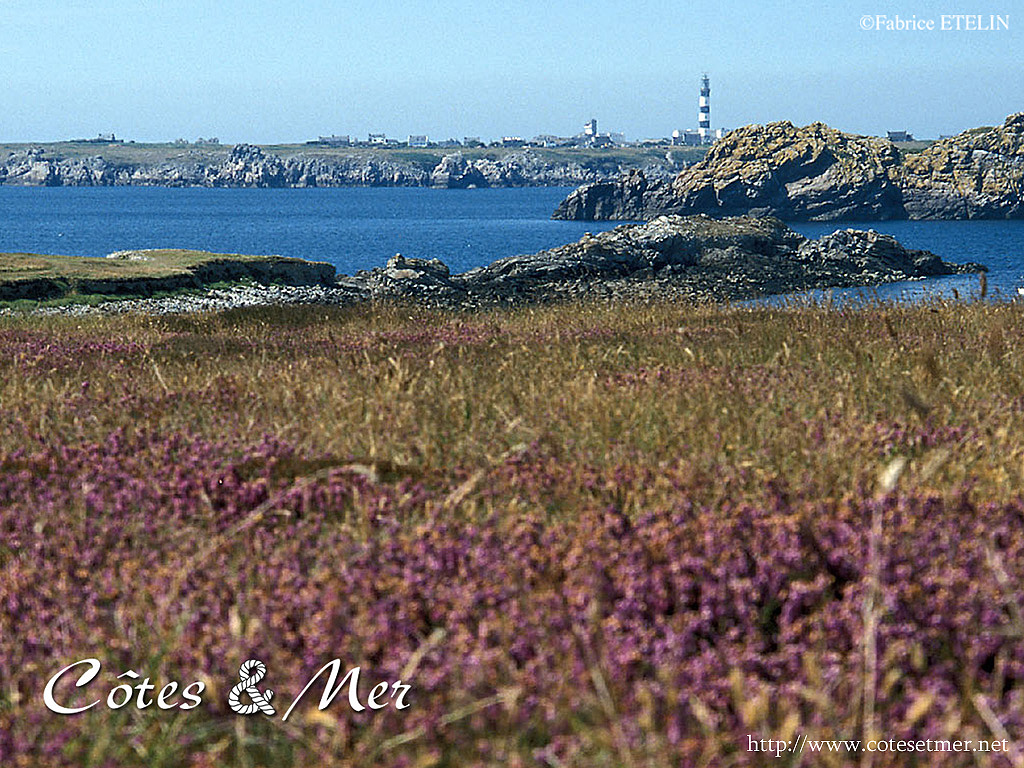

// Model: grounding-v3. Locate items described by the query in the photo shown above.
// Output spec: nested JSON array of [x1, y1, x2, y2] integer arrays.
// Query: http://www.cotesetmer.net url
[[747, 735, 1014, 759]]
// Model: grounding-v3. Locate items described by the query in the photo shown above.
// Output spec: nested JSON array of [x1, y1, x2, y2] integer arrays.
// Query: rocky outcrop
[[554, 114, 1024, 221], [343, 215, 985, 306], [549, 169, 675, 220], [429, 154, 491, 188], [338, 254, 465, 303], [901, 113, 1024, 218], [0, 145, 678, 188], [7, 217, 985, 312]]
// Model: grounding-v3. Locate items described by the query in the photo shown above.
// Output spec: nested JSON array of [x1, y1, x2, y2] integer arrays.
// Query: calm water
[[1, 186, 1023, 301], [0, 187, 626, 276]]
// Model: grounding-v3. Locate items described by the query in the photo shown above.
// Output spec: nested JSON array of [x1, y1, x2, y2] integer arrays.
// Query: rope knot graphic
[[228, 659, 276, 716]]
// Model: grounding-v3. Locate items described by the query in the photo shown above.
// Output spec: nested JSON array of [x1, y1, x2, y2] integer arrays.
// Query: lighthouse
[[698, 73, 711, 144]]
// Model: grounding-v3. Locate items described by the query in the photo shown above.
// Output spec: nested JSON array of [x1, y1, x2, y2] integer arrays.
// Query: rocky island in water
[[340, 215, 984, 307], [555, 113, 1024, 221]]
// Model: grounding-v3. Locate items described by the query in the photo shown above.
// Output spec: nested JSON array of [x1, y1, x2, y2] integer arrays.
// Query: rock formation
[[554, 114, 1024, 221], [901, 113, 1024, 218], [343, 215, 984, 306]]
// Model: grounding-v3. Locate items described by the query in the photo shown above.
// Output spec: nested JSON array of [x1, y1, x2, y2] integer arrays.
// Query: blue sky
[[1, 0, 1020, 142]]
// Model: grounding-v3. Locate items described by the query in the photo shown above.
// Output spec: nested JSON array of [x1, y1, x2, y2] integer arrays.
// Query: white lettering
[[43, 659, 102, 715]]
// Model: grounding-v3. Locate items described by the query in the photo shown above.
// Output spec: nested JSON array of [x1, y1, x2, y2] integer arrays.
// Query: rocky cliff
[[901, 113, 1024, 218], [554, 114, 1024, 221], [0, 144, 679, 188]]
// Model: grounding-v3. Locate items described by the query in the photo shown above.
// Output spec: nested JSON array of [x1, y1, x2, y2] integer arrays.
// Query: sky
[[1, 0, 1021, 143]]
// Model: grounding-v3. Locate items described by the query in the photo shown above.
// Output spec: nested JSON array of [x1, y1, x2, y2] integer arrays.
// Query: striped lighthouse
[[698, 73, 711, 144]]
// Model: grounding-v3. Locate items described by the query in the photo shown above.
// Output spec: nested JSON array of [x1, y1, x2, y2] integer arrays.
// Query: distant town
[[64, 75, 935, 151], [70, 118, 730, 151]]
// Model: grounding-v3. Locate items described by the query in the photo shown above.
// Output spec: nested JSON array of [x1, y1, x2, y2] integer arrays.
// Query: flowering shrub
[[0, 300, 1021, 766]]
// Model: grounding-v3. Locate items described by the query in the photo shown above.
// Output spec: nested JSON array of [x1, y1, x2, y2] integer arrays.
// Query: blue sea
[[1, 186, 1022, 302]]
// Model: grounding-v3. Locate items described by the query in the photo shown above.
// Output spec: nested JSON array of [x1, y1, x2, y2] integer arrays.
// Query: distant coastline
[[0, 142, 702, 188]]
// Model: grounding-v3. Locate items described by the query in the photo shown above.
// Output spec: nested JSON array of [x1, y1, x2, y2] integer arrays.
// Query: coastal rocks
[[211, 144, 290, 187], [0, 146, 677, 189], [341, 254, 467, 302], [102, 249, 335, 287], [554, 113, 1024, 221], [0, 251, 336, 303], [552, 169, 671, 220], [11, 216, 986, 315], [186, 254, 335, 287], [555, 121, 906, 221], [677, 122, 905, 220], [0, 148, 63, 186], [901, 113, 1024, 219], [343, 215, 984, 306], [426, 151, 668, 189], [462, 215, 804, 288], [793, 228, 955, 278], [384, 253, 451, 281], [429, 154, 491, 188], [0, 148, 116, 186]]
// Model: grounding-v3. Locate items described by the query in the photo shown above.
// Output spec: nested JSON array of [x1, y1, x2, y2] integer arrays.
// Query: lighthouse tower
[[698, 73, 711, 144]]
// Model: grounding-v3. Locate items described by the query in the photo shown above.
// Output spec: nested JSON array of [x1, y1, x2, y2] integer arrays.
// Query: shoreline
[[2, 218, 988, 317], [5, 275, 996, 320], [0, 143, 694, 189]]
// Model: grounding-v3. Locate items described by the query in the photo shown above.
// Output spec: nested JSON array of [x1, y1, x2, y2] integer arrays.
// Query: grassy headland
[[0, 299, 1021, 766], [0, 249, 333, 303]]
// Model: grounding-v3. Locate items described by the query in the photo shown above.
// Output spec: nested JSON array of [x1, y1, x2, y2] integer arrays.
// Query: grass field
[[0, 298, 1021, 766]]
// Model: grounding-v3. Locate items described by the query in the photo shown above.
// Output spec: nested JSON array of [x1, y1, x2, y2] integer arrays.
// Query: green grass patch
[[0, 250, 333, 302]]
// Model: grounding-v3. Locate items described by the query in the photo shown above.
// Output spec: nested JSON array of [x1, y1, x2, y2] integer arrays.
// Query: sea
[[1, 186, 1023, 303]]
